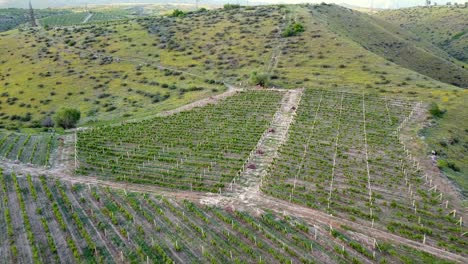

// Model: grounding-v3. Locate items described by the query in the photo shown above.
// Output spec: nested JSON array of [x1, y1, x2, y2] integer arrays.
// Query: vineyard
[[0, 132, 55, 166], [263, 89, 467, 255], [40, 10, 131, 27], [77, 91, 284, 192], [0, 170, 454, 264], [40, 13, 90, 27]]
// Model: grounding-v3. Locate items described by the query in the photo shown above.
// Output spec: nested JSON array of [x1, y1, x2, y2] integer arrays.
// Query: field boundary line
[[327, 92, 344, 210], [362, 93, 374, 221], [290, 91, 323, 200]]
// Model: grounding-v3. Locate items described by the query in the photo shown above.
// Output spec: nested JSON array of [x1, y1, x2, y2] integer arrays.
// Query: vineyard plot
[[0, 132, 55, 166], [77, 91, 284, 192], [263, 89, 467, 255], [0, 170, 450, 264]]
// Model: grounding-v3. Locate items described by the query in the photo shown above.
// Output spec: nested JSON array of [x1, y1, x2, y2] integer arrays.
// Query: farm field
[[0, 9, 71, 32], [0, 170, 456, 264], [40, 13, 90, 27], [77, 90, 284, 192], [0, 132, 55, 166], [0, 2, 467, 264], [40, 9, 134, 27], [263, 89, 467, 254]]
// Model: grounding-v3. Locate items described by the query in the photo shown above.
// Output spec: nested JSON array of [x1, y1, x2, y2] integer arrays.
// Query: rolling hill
[[376, 6, 468, 64], [309, 4, 468, 88]]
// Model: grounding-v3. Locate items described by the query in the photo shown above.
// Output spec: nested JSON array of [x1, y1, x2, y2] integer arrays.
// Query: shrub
[[54, 108, 81, 129], [250, 71, 270, 87], [282, 23, 305, 37], [170, 9, 186, 17], [429, 102, 444, 118]]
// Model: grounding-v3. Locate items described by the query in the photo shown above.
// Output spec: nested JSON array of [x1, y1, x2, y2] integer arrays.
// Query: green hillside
[[376, 6, 468, 64], [309, 4, 468, 88]]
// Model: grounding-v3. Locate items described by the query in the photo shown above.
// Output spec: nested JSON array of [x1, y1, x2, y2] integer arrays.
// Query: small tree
[[170, 9, 186, 17], [250, 72, 270, 87], [54, 108, 81, 129]]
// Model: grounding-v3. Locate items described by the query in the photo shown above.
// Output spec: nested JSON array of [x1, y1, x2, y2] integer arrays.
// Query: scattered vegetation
[[377, 6, 468, 63]]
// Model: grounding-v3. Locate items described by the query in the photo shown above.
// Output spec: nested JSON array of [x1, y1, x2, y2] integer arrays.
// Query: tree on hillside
[[250, 71, 270, 87], [170, 9, 186, 17], [54, 108, 81, 129]]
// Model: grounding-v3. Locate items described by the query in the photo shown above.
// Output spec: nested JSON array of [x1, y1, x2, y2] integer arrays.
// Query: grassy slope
[[0, 27, 223, 129], [271, 5, 454, 91], [421, 90, 468, 197], [376, 6, 468, 64], [308, 4, 468, 88]]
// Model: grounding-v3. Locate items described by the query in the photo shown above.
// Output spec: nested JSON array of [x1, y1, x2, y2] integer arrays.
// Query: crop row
[[0, 170, 439, 263], [263, 89, 467, 255], [77, 90, 284, 192]]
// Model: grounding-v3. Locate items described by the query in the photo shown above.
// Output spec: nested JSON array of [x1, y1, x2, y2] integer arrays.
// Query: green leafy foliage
[[250, 72, 270, 87], [429, 102, 445, 118], [282, 22, 305, 37], [170, 9, 186, 17], [54, 108, 81, 129]]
